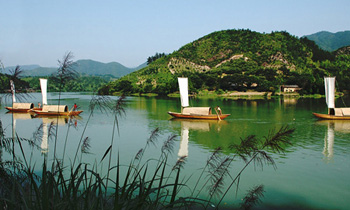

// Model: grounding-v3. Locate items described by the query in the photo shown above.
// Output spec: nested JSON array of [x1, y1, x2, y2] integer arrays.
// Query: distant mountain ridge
[[3, 60, 146, 78], [304, 31, 350, 51]]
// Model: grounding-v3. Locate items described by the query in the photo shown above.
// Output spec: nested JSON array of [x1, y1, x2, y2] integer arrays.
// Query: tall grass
[[0, 55, 295, 209]]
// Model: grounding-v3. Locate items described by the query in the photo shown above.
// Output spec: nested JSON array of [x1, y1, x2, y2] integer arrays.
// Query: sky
[[1, 0, 349, 68]]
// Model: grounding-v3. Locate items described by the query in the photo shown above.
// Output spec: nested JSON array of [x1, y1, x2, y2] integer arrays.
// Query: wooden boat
[[313, 77, 350, 120], [6, 102, 35, 112], [31, 78, 82, 116], [32, 105, 83, 116], [168, 77, 230, 120], [313, 110, 350, 120], [168, 108, 230, 120]]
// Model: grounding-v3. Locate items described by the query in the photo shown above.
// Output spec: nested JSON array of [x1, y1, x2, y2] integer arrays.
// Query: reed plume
[[161, 134, 177, 155], [81, 137, 91, 154], [240, 185, 265, 210]]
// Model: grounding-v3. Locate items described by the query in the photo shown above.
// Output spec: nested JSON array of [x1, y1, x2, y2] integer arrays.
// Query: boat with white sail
[[168, 77, 230, 120], [31, 78, 83, 116], [313, 76, 350, 120]]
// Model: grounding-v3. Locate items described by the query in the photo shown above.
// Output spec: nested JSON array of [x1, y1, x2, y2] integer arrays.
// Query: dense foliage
[[99, 29, 350, 96], [22, 75, 109, 92]]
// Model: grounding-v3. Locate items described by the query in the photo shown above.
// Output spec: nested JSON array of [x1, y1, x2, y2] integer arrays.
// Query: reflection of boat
[[315, 120, 350, 133], [6, 111, 35, 119], [315, 120, 336, 161], [41, 122, 49, 154], [176, 119, 212, 158], [170, 118, 228, 129], [31, 78, 83, 116], [313, 77, 350, 120], [34, 115, 81, 125], [315, 120, 350, 161], [168, 77, 230, 120]]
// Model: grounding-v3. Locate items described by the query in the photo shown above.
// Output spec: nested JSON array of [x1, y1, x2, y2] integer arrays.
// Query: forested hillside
[[99, 29, 350, 96]]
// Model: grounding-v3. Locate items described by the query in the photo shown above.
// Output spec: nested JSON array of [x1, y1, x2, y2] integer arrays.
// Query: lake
[[1, 92, 349, 209]]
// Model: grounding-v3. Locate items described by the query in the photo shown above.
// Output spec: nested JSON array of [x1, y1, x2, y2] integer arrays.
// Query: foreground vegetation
[[0, 53, 296, 209]]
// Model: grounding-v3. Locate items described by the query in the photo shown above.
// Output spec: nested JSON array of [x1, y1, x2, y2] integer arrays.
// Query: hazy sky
[[1, 0, 349, 68]]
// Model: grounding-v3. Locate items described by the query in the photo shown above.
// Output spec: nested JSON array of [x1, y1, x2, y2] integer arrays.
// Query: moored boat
[[6, 102, 35, 112], [313, 77, 350, 120], [30, 78, 82, 116], [168, 77, 230, 120], [32, 105, 83, 116]]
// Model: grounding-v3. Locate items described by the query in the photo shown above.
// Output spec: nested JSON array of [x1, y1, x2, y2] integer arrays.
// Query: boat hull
[[33, 110, 83, 116], [5, 107, 31, 112], [6, 107, 42, 113], [168, 111, 230, 120], [312, 112, 350, 120]]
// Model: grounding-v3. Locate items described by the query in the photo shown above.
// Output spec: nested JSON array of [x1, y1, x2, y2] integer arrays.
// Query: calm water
[[1, 92, 350, 209]]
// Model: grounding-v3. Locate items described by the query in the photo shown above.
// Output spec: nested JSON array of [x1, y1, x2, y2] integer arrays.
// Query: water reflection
[[315, 120, 350, 162], [170, 119, 228, 158], [39, 116, 81, 154], [7, 112, 35, 120]]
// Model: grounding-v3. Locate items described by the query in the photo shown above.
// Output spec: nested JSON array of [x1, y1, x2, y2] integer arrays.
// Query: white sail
[[40, 78, 48, 105], [10, 80, 16, 103], [178, 77, 189, 107], [324, 77, 335, 109]]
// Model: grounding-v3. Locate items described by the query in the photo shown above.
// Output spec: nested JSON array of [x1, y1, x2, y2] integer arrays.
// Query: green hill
[[99, 29, 350, 96], [304, 31, 350, 51]]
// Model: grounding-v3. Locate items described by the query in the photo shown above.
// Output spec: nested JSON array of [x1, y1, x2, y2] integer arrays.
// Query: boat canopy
[[42, 105, 68, 112], [182, 107, 212, 115], [12, 103, 34, 109], [332, 108, 350, 117]]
